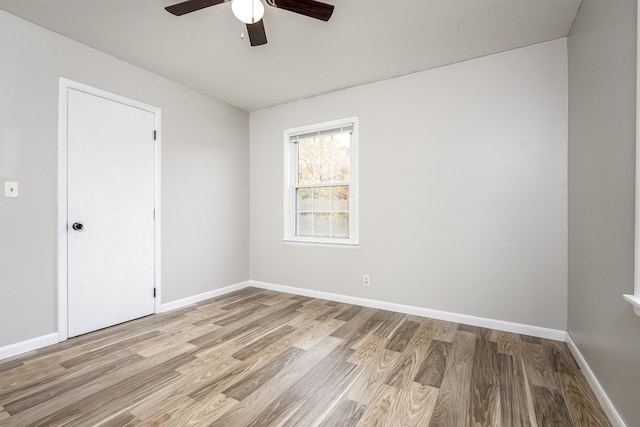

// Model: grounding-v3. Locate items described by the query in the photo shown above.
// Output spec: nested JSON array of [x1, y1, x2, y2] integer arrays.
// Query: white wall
[[0, 11, 249, 347], [250, 39, 568, 330]]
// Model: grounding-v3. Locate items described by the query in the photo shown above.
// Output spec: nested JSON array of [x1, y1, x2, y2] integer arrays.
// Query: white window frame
[[283, 117, 359, 247], [625, 6, 640, 316]]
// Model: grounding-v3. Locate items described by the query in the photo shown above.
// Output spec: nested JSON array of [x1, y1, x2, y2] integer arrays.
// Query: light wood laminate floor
[[0, 287, 610, 426]]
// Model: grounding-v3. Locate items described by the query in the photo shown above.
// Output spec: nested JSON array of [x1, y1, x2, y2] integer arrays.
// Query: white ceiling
[[0, 0, 581, 112]]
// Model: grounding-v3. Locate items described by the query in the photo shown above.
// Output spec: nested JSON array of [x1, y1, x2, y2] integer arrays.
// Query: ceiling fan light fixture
[[231, 0, 265, 24]]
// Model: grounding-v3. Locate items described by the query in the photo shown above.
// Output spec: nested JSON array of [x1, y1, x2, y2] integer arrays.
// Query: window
[[284, 117, 359, 246]]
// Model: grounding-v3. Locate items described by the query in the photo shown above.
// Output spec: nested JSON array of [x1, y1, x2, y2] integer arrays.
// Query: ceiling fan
[[165, 0, 335, 47]]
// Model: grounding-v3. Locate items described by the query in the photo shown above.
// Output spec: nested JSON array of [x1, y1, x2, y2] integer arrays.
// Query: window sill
[[623, 294, 640, 316], [282, 238, 360, 249]]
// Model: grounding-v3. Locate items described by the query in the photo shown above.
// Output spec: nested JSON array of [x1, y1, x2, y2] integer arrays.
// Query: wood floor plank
[[371, 311, 407, 339], [293, 318, 345, 350], [204, 287, 262, 305], [389, 382, 439, 427], [211, 336, 344, 427], [232, 324, 296, 360], [230, 302, 304, 345], [499, 353, 532, 427], [95, 411, 140, 427], [385, 320, 420, 352], [222, 346, 304, 400], [0, 359, 23, 373], [284, 345, 355, 396], [244, 391, 305, 427], [319, 397, 366, 427], [345, 315, 385, 350], [219, 292, 268, 310], [213, 304, 266, 326], [385, 350, 420, 390], [428, 331, 476, 427], [348, 334, 386, 365], [60, 330, 161, 369], [521, 334, 543, 345], [0, 343, 194, 426], [356, 383, 401, 427], [291, 295, 314, 303], [0, 359, 68, 393], [348, 349, 402, 405], [4, 353, 144, 415], [497, 330, 521, 356], [545, 339, 580, 376], [188, 326, 321, 405], [282, 359, 361, 426], [468, 338, 500, 427], [521, 342, 560, 390], [414, 339, 451, 388], [0, 290, 611, 427], [130, 347, 241, 419], [135, 324, 207, 358], [135, 395, 201, 427], [433, 319, 458, 343], [559, 373, 611, 426], [26, 404, 84, 427], [295, 299, 330, 319], [128, 375, 197, 421], [68, 353, 196, 424], [187, 299, 300, 348], [315, 302, 351, 322], [334, 304, 363, 321], [387, 322, 436, 390], [531, 385, 575, 427], [521, 357, 542, 427], [331, 307, 378, 342]]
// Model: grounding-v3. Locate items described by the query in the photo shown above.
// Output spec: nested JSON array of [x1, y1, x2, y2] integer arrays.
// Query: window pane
[[315, 136, 332, 160], [332, 134, 350, 159], [314, 213, 330, 237], [313, 187, 330, 211], [316, 161, 332, 183], [331, 186, 349, 211], [298, 161, 314, 185], [298, 139, 314, 162], [331, 212, 349, 238], [332, 158, 351, 182], [296, 188, 312, 212], [297, 213, 312, 236]]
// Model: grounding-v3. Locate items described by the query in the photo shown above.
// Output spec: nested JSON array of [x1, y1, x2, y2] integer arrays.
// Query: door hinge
[[153, 130, 157, 141], [153, 288, 156, 298], [153, 209, 155, 219]]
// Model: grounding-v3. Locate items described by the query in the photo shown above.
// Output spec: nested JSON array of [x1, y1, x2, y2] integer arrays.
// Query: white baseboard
[[565, 334, 626, 427], [249, 280, 566, 341], [0, 333, 59, 361], [159, 280, 251, 313]]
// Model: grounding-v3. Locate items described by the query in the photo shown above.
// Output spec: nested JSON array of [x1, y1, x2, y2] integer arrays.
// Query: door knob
[[72, 222, 84, 231]]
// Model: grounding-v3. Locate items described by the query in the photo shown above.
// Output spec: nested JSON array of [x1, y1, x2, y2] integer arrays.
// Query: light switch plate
[[4, 181, 18, 198]]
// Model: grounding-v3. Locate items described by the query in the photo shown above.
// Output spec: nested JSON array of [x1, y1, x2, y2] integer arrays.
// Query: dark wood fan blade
[[165, 0, 225, 16], [246, 21, 268, 46], [268, 0, 334, 21]]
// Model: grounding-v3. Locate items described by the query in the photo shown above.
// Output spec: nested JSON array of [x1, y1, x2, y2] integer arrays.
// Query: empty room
[[0, 0, 639, 425]]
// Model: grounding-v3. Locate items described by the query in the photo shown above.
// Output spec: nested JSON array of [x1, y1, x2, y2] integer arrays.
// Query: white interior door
[[67, 88, 156, 337]]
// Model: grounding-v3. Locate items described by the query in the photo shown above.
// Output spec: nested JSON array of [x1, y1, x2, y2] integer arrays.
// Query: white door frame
[[57, 78, 162, 341]]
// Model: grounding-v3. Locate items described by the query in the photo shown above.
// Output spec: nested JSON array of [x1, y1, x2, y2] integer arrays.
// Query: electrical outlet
[[363, 275, 370, 286], [4, 181, 18, 198]]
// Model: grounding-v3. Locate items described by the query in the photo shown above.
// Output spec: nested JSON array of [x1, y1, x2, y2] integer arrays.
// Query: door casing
[[57, 78, 162, 341]]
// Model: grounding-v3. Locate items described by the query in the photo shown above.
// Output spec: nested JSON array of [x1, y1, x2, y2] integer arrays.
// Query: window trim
[[283, 117, 359, 247], [626, 7, 640, 317]]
